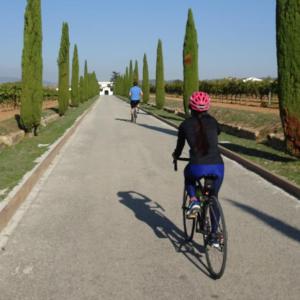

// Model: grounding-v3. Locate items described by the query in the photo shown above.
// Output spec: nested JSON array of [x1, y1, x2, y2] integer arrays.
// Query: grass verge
[[149, 97, 282, 134], [0, 97, 97, 201]]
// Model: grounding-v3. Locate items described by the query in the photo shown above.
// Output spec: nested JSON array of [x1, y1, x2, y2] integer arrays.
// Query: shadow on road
[[137, 123, 177, 136], [220, 143, 295, 162], [115, 117, 178, 136], [224, 198, 300, 243], [115, 118, 132, 123], [117, 191, 213, 277]]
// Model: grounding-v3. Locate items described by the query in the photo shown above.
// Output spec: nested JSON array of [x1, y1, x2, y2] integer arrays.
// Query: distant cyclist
[[172, 91, 224, 218], [129, 81, 143, 121]]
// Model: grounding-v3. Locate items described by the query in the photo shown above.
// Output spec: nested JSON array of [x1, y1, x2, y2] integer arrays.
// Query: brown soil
[[211, 102, 279, 115], [0, 100, 58, 122]]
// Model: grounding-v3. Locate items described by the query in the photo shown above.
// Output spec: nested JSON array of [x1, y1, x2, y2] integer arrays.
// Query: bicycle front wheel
[[182, 189, 195, 241], [203, 196, 227, 279]]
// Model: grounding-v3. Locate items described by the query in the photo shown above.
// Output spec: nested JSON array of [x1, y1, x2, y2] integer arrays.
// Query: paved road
[[0, 96, 299, 300]]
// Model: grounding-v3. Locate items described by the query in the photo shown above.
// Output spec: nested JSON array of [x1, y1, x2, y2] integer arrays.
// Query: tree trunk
[[276, 0, 300, 156]]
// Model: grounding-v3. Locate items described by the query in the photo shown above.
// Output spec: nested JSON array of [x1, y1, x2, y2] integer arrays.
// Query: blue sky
[[0, 0, 277, 83]]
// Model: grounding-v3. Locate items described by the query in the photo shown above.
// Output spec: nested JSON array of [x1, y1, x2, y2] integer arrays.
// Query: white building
[[99, 81, 114, 95], [242, 77, 263, 82]]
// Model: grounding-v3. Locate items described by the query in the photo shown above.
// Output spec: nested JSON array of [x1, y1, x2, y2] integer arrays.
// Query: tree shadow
[[220, 142, 295, 162], [115, 118, 132, 123], [48, 107, 59, 114], [117, 191, 213, 277], [14, 114, 23, 130], [224, 198, 300, 243], [164, 115, 183, 122], [137, 123, 177, 136]]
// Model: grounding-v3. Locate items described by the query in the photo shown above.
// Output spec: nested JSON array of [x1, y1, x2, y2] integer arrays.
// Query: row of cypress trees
[[56, 24, 99, 116], [20, 0, 99, 134], [114, 8, 198, 115], [113, 38, 164, 108]]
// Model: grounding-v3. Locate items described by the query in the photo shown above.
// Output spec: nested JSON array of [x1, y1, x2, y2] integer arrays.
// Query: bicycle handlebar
[[173, 157, 189, 171]]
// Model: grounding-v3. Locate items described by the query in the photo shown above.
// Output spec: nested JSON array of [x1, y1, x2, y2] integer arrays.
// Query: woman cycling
[[172, 91, 224, 218]]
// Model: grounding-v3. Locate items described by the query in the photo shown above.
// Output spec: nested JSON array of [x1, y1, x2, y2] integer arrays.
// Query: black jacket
[[173, 113, 223, 165]]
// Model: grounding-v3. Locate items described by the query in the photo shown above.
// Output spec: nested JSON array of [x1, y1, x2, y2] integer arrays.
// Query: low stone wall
[[0, 130, 25, 149], [0, 113, 60, 150], [147, 103, 285, 150]]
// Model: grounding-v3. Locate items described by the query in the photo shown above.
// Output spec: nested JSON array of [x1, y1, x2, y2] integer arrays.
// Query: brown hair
[[192, 111, 209, 155]]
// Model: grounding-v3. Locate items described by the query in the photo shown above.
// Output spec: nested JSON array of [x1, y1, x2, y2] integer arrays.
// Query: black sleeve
[[173, 123, 185, 158]]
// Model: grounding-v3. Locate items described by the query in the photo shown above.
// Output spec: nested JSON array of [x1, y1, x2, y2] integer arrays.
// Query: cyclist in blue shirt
[[129, 82, 143, 121]]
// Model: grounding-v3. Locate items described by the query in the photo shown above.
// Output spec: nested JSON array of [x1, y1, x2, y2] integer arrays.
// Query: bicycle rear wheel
[[203, 196, 227, 279], [182, 189, 195, 241], [133, 108, 137, 123]]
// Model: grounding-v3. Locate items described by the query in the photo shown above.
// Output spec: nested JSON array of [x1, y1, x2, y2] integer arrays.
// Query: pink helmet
[[189, 91, 211, 112]]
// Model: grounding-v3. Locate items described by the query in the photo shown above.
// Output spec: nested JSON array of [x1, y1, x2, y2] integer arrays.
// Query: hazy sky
[[0, 0, 277, 83]]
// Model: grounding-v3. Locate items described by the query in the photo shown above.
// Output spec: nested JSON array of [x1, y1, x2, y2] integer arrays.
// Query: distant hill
[[0, 76, 20, 83], [0, 77, 56, 86]]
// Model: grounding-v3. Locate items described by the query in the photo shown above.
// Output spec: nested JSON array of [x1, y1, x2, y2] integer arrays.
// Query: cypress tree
[[129, 60, 133, 86], [57, 22, 70, 115], [84, 60, 88, 101], [20, 0, 43, 134], [122, 73, 127, 97], [276, 0, 300, 157], [142, 53, 150, 103], [92, 72, 100, 96], [134, 60, 139, 83], [155, 39, 165, 109], [71, 44, 79, 107], [79, 76, 84, 103], [183, 8, 199, 116]]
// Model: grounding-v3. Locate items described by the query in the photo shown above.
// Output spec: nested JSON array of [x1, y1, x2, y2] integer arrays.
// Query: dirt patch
[[211, 102, 279, 115], [0, 100, 58, 122]]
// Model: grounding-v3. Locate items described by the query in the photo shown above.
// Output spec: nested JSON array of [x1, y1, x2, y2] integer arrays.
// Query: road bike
[[174, 157, 228, 279]]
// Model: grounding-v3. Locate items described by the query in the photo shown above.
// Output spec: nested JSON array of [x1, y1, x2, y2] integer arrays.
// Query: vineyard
[[0, 82, 58, 110], [153, 78, 279, 107]]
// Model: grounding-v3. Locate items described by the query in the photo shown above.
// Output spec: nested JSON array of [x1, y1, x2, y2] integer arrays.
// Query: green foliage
[[57, 22, 70, 115], [20, 0, 43, 132], [71, 44, 79, 107], [155, 39, 165, 109], [83, 60, 89, 101], [124, 67, 130, 97], [110, 71, 120, 83], [0, 82, 22, 108], [163, 78, 278, 102], [183, 8, 199, 116], [134, 60, 139, 83], [0, 82, 58, 107], [129, 60, 133, 86], [87, 72, 99, 98], [142, 54, 150, 103], [165, 80, 183, 95], [79, 76, 85, 103], [276, 0, 300, 156], [43, 86, 58, 101]]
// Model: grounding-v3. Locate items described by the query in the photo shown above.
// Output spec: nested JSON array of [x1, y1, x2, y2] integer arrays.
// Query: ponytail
[[193, 112, 209, 155]]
